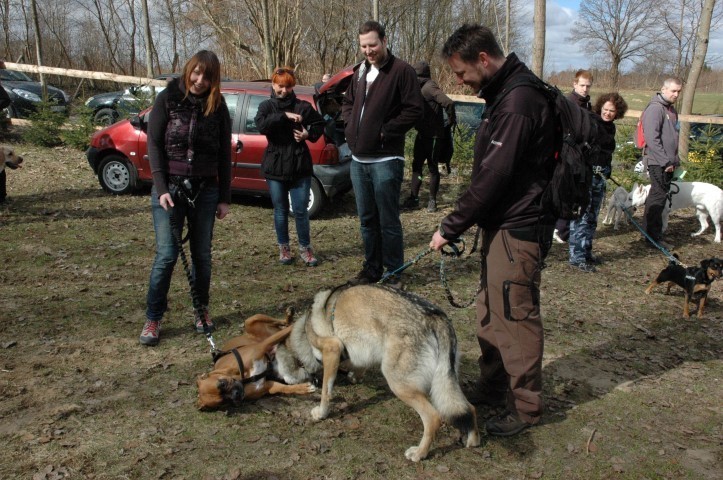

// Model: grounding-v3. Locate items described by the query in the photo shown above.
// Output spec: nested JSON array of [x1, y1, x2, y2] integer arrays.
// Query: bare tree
[[531, 0, 545, 77], [570, 0, 660, 89], [679, 0, 717, 160]]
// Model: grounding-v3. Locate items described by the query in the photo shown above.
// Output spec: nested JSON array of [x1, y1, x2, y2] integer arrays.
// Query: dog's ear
[[701, 259, 711, 269]]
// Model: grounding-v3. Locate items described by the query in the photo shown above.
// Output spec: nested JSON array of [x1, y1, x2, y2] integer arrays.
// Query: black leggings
[[411, 134, 446, 199]]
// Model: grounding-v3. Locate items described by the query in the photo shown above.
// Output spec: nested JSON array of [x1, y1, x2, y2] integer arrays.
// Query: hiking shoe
[[195, 309, 215, 333], [401, 195, 420, 210], [586, 254, 603, 265], [552, 229, 566, 244], [279, 244, 293, 265], [657, 239, 674, 250], [381, 273, 403, 289], [348, 269, 382, 286], [139, 320, 161, 346], [570, 261, 596, 273], [426, 199, 438, 212], [485, 411, 533, 437], [300, 245, 318, 267]]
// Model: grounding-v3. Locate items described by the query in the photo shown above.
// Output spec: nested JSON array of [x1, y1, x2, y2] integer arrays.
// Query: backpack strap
[[483, 73, 552, 119]]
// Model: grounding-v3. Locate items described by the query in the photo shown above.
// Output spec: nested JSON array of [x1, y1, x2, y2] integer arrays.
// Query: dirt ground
[[0, 136, 721, 479]]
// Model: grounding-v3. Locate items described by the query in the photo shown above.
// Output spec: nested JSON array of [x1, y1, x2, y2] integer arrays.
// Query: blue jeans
[[350, 159, 404, 277], [569, 173, 607, 264], [266, 177, 311, 247], [146, 183, 219, 321]]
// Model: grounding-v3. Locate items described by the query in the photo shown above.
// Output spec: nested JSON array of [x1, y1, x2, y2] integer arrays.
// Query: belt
[[507, 224, 554, 243]]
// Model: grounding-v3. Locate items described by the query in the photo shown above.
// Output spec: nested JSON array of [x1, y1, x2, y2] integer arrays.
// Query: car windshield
[[0, 69, 33, 82]]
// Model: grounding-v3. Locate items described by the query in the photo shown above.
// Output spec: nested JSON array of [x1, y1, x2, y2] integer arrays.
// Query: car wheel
[[3, 104, 17, 119], [98, 155, 137, 194], [94, 108, 119, 126], [289, 177, 326, 219]]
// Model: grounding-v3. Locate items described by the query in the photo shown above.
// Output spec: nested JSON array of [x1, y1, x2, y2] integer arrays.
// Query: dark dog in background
[[645, 256, 723, 318], [1, 146, 24, 203]]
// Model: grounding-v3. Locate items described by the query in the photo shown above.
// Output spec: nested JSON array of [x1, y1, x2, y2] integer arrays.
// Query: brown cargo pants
[[476, 228, 545, 424]]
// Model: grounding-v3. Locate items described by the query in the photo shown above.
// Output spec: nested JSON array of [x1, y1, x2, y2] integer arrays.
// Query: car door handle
[[235, 140, 243, 153]]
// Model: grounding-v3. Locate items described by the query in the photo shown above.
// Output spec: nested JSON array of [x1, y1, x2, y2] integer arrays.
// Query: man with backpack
[[640, 77, 683, 250], [429, 24, 556, 437]]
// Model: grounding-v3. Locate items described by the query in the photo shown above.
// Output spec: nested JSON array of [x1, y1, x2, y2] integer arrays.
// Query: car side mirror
[[130, 114, 148, 132]]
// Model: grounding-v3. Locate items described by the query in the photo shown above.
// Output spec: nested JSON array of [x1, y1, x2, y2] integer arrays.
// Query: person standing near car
[[139, 50, 232, 346], [429, 24, 556, 436], [0, 59, 11, 203], [641, 77, 682, 250], [568, 92, 628, 272], [553, 69, 593, 244], [342, 20, 423, 286], [255, 67, 325, 266], [402, 61, 456, 213]]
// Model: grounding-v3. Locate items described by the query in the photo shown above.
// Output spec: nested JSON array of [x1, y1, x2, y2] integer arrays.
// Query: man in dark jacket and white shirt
[[342, 20, 423, 286], [641, 77, 682, 250], [429, 24, 556, 437]]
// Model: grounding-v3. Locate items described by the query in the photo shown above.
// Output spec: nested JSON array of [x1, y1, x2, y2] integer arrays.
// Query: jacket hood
[[413, 61, 431, 78]]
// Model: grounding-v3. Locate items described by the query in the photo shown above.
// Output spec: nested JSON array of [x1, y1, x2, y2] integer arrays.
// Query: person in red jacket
[[429, 24, 556, 437]]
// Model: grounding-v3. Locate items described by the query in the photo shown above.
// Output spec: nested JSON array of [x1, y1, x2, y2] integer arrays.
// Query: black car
[[0, 69, 70, 118], [84, 74, 179, 125]]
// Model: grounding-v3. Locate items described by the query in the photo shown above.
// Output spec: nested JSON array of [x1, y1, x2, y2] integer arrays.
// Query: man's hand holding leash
[[429, 230, 449, 251]]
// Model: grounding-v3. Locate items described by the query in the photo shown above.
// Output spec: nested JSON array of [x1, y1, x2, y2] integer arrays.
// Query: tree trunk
[[141, 0, 154, 97], [261, 0, 274, 76], [373, 0, 379, 20], [679, 0, 716, 163], [505, 0, 511, 55], [531, 0, 545, 77], [30, 0, 46, 100]]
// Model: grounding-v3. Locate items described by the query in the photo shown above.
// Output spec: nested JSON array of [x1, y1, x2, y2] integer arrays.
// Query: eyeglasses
[[275, 68, 295, 76]]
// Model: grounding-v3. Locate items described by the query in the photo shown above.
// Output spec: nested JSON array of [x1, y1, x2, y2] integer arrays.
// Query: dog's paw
[[404, 446, 426, 462], [464, 430, 481, 448], [305, 383, 317, 393], [311, 405, 328, 421]]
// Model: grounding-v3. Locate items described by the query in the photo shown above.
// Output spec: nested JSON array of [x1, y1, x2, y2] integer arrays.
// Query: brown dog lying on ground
[[645, 257, 723, 318], [196, 310, 316, 409]]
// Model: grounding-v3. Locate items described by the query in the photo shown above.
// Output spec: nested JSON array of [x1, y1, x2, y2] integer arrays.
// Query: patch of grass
[[0, 143, 721, 479]]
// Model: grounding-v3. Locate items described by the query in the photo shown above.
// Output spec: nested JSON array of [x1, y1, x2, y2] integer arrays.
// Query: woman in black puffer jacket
[[255, 67, 325, 266], [140, 50, 231, 346]]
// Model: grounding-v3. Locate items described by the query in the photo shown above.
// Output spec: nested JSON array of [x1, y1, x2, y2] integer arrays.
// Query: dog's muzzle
[[218, 378, 245, 406]]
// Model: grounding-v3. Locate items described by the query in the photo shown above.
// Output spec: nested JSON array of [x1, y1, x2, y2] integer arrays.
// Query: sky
[[529, 0, 723, 72]]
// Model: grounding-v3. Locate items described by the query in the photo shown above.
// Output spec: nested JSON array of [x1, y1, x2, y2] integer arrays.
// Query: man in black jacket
[[429, 24, 556, 437], [342, 20, 423, 286]]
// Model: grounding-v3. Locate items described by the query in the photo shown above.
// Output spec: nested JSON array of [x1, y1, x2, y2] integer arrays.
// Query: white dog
[[630, 181, 722, 243], [602, 186, 631, 230]]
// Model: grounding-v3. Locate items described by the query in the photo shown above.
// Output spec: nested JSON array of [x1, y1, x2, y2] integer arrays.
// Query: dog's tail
[[429, 320, 479, 447]]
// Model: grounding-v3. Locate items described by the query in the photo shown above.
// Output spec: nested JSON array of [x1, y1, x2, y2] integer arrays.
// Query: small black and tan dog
[[645, 256, 723, 318]]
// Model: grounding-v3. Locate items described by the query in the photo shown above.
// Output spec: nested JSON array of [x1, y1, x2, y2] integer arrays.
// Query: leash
[[378, 247, 435, 284], [621, 206, 685, 267], [437, 238, 483, 308], [167, 183, 219, 355]]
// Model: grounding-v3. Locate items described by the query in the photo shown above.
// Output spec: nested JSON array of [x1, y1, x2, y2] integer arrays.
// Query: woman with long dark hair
[[140, 50, 232, 346]]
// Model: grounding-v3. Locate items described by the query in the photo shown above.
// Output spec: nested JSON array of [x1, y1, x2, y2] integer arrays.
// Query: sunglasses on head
[[275, 68, 295, 76]]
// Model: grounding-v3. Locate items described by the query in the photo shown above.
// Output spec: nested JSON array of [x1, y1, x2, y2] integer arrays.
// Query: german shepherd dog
[[285, 284, 480, 462]]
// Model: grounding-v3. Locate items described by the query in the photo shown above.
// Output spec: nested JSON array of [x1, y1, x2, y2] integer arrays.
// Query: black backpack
[[484, 74, 600, 220]]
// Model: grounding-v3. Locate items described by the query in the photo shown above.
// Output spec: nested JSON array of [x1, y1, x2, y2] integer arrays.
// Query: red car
[[86, 80, 351, 218]]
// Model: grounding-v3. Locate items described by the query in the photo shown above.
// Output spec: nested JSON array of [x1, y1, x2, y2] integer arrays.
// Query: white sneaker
[[553, 229, 565, 244]]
